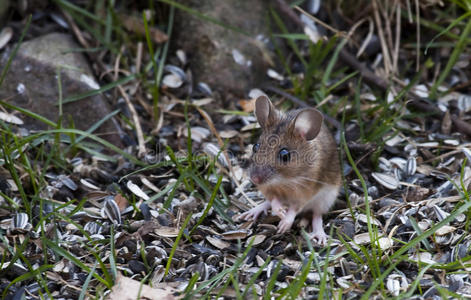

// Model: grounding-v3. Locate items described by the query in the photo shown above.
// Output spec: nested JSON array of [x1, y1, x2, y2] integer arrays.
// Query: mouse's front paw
[[238, 201, 270, 222], [277, 218, 293, 234], [276, 206, 296, 234], [271, 198, 286, 218]]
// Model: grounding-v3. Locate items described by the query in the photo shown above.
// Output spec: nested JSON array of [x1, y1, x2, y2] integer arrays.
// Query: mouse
[[239, 95, 341, 245]]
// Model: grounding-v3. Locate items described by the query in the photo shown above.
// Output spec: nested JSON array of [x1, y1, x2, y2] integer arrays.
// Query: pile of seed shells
[[1, 39, 471, 299]]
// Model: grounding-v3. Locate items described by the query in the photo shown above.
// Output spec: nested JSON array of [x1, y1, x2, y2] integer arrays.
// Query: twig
[[414, 0, 420, 72], [451, 115, 471, 136], [275, 0, 390, 90], [406, 0, 413, 23], [379, 0, 394, 55], [446, 78, 471, 93], [392, 2, 401, 73], [60, 8, 90, 49], [372, 0, 393, 75], [263, 85, 308, 108], [294, 6, 347, 38], [407, 99, 471, 136], [338, 50, 389, 90], [118, 85, 146, 157], [356, 18, 374, 58], [136, 42, 143, 74]]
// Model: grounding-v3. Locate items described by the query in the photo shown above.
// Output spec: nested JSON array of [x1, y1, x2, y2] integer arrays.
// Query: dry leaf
[[107, 273, 180, 300], [114, 194, 129, 212], [238, 98, 256, 112]]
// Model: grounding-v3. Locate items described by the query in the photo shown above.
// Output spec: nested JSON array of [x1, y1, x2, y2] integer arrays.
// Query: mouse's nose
[[251, 174, 262, 185], [250, 166, 272, 185]]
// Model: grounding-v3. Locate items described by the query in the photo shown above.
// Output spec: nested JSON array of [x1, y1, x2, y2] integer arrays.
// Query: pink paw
[[277, 218, 293, 233], [271, 198, 286, 218], [310, 231, 328, 246], [311, 214, 328, 246], [238, 201, 270, 222], [277, 207, 296, 234]]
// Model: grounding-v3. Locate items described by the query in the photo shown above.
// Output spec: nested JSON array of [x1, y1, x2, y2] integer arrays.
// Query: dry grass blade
[[118, 85, 146, 157], [372, 0, 393, 75]]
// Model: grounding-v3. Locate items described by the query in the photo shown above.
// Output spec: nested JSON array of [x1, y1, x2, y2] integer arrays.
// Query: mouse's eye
[[278, 148, 290, 163], [252, 143, 260, 153]]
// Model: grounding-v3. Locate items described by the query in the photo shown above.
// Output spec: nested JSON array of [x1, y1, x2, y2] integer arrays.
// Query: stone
[[0, 33, 121, 145], [173, 0, 274, 96]]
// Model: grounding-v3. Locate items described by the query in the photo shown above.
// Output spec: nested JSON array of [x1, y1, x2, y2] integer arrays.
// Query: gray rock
[[173, 0, 274, 96], [0, 33, 121, 145]]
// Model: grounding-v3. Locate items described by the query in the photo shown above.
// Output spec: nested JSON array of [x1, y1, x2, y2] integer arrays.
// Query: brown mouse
[[239, 95, 341, 245]]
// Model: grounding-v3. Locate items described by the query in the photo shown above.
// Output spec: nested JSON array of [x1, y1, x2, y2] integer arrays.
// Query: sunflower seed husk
[[267, 69, 284, 81], [406, 157, 417, 176], [206, 236, 230, 249], [196, 82, 212, 96], [221, 229, 249, 240], [0, 111, 24, 125], [386, 276, 401, 297], [154, 226, 179, 237], [0, 27, 12, 50], [433, 205, 450, 222], [80, 178, 100, 190], [457, 94, 471, 113], [84, 221, 102, 235], [462, 147, 471, 163], [162, 73, 183, 88], [103, 197, 122, 224], [232, 49, 251, 67], [183, 126, 210, 143], [203, 143, 229, 167], [176, 49, 186, 64], [127, 181, 150, 200], [435, 225, 456, 236], [58, 175, 77, 191], [11, 213, 28, 229], [372, 172, 399, 190], [164, 64, 186, 80], [248, 88, 268, 100], [246, 234, 266, 246]]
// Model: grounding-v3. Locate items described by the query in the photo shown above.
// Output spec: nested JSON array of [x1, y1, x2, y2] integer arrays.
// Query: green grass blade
[[43, 238, 110, 287], [158, 0, 249, 36], [341, 131, 381, 280], [408, 216, 433, 251], [78, 263, 98, 300], [1, 264, 53, 299], [183, 272, 200, 296], [395, 264, 432, 299], [242, 257, 271, 298], [425, 11, 471, 54], [65, 108, 120, 152], [321, 37, 348, 96], [190, 174, 222, 235], [165, 213, 193, 276], [362, 195, 471, 298], [61, 74, 135, 104], [430, 16, 471, 98], [263, 260, 282, 300], [55, 0, 106, 23], [0, 99, 57, 127]]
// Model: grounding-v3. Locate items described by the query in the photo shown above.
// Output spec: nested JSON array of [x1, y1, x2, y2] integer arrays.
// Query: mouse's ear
[[293, 108, 323, 140], [255, 95, 278, 129]]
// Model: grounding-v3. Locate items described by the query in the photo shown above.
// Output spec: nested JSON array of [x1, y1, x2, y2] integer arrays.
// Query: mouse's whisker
[[291, 176, 331, 186]]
